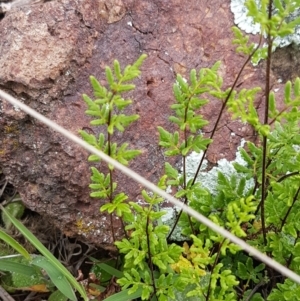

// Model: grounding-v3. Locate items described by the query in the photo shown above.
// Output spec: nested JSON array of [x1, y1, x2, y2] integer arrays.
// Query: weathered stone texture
[[0, 0, 283, 248]]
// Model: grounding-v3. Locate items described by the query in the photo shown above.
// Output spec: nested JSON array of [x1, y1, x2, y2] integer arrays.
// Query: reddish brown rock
[[0, 0, 285, 248]]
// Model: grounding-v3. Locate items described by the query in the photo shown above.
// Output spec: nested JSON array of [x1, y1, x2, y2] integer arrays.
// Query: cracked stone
[[0, 0, 288, 248]]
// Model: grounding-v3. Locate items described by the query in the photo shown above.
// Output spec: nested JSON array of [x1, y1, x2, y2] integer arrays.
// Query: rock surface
[[0, 0, 288, 248]]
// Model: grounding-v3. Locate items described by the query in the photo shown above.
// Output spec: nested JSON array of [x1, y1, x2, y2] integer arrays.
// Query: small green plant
[[79, 55, 186, 300], [80, 0, 300, 300], [79, 54, 147, 241], [115, 178, 184, 301], [0, 204, 88, 301]]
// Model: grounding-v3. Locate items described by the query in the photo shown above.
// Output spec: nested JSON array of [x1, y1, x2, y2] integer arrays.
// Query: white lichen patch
[[230, 0, 300, 47], [182, 151, 208, 180], [230, 0, 261, 34], [161, 207, 176, 223], [161, 206, 186, 241]]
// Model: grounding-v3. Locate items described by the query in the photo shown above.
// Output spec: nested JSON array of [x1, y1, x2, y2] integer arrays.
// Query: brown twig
[[0, 285, 16, 301]]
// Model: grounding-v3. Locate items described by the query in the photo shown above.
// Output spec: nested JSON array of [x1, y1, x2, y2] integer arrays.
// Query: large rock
[[0, 0, 280, 248]]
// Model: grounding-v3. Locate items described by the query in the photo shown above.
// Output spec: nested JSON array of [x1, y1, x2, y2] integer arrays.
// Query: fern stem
[[269, 104, 291, 125], [146, 214, 158, 299], [244, 278, 268, 301], [277, 171, 300, 183], [167, 97, 195, 240], [108, 92, 116, 242], [254, 148, 280, 216], [192, 35, 262, 185], [286, 230, 300, 269], [260, 0, 274, 246], [280, 186, 300, 232], [205, 239, 225, 301]]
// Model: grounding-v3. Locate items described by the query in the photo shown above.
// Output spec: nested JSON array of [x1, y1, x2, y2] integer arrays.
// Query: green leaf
[[254, 263, 265, 273], [141, 284, 151, 300], [176, 75, 189, 93], [103, 287, 143, 301], [82, 94, 98, 109], [111, 114, 140, 133], [173, 82, 184, 102], [116, 144, 142, 165], [157, 126, 172, 144], [1, 201, 25, 229], [113, 193, 128, 204], [273, 0, 284, 13], [0, 229, 31, 260], [165, 162, 178, 180], [100, 203, 115, 214], [95, 262, 124, 279], [117, 84, 135, 92], [90, 76, 107, 98], [0, 258, 48, 291], [114, 96, 132, 110], [132, 54, 147, 69], [114, 60, 122, 80], [191, 135, 212, 153], [32, 256, 77, 301], [284, 81, 291, 104], [190, 69, 197, 88], [0, 259, 36, 275], [245, 257, 254, 271], [268, 92, 277, 117], [48, 290, 69, 301], [129, 201, 144, 213], [0, 205, 88, 301], [165, 149, 180, 156], [79, 130, 97, 147], [105, 67, 115, 87], [294, 77, 300, 97], [169, 115, 182, 127]]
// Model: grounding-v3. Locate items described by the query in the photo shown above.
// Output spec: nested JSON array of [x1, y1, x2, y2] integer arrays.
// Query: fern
[[81, 1, 300, 300]]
